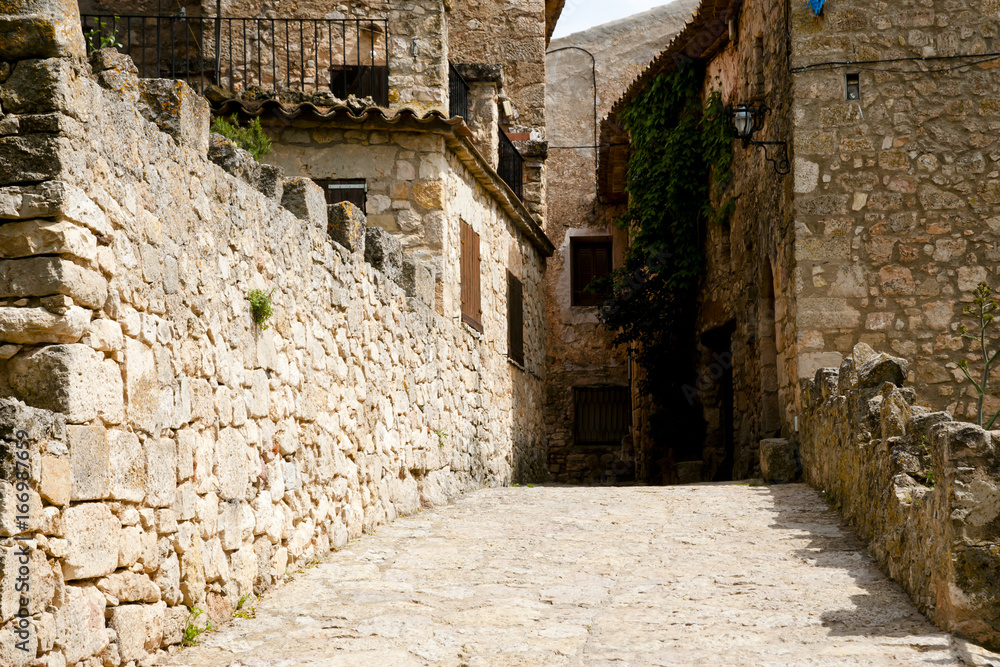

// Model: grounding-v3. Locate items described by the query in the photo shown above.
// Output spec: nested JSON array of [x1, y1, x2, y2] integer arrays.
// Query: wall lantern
[[726, 102, 790, 175]]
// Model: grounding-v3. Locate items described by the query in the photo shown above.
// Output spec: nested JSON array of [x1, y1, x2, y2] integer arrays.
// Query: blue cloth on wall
[[809, 0, 825, 16]]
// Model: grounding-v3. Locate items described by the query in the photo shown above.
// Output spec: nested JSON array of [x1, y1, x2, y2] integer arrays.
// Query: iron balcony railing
[[80, 14, 390, 105], [448, 63, 469, 120], [498, 131, 524, 200]]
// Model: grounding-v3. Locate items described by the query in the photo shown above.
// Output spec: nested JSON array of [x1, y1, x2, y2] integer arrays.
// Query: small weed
[[183, 607, 213, 646], [246, 288, 275, 329], [85, 18, 123, 55], [211, 114, 273, 161], [527, 484, 535, 488], [432, 428, 449, 448], [926, 470, 936, 489], [233, 594, 257, 619]]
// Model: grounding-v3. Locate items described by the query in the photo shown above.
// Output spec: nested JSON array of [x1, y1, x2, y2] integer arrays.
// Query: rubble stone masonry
[[803, 342, 1000, 650], [0, 4, 546, 663], [791, 0, 1000, 418]]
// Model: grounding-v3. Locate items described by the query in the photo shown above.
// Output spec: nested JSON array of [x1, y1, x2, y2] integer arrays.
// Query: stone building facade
[[543, 3, 697, 483], [0, 0, 552, 664]]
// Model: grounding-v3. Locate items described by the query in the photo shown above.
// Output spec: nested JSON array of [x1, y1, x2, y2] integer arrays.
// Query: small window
[[571, 237, 613, 307], [599, 143, 629, 203], [574, 386, 631, 447], [460, 221, 482, 332], [846, 73, 861, 101], [315, 179, 367, 213], [508, 271, 524, 366]]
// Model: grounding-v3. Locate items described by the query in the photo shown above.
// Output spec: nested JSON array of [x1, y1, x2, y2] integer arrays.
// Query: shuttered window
[[314, 179, 367, 213], [574, 387, 631, 447], [571, 237, 613, 307], [599, 143, 629, 203], [508, 271, 524, 366], [460, 222, 482, 332]]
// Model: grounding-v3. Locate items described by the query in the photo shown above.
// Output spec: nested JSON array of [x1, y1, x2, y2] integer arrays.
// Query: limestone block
[[401, 258, 435, 306], [146, 437, 177, 508], [208, 134, 261, 188], [0, 219, 97, 261], [258, 164, 285, 200], [0, 398, 65, 446], [109, 430, 145, 502], [55, 584, 108, 665], [0, 134, 74, 185], [8, 344, 124, 424], [760, 438, 799, 484], [124, 337, 157, 434], [218, 500, 243, 551], [364, 227, 403, 282], [155, 551, 181, 605], [84, 317, 123, 352], [62, 503, 120, 580], [110, 601, 165, 663], [39, 454, 70, 505], [118, 525, 142, 569], [0, 59, 95, 121], [0, 181, 110, 235], [0, 0, 86, 59], [853, 342, 909, 389], [0, 543, 56, 623], [281, 177, 327, 228], [163, 604, 188, 646], [328, 202, 366, 254], [0, 305, 91, 344], [230, 544, 258, 598], [96, 571, 160, 604], [215, 427, 254, 501], [138, 79, 210, 154], [66, 425, 109, 500], [0, 256, 107, 308]]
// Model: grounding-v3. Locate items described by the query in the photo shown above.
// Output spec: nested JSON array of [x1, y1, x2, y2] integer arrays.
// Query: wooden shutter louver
[[572, 238, 613, 307], [573, 386, 631, 447], [508, 271, 524, 366], [461, 222, 483, 332]]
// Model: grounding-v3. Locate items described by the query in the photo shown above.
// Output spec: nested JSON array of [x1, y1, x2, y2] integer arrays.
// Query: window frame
[[314, 178, 368, 214], [573, 386, 632, 448], [507, 270, 524, 367], [460, 221, 483, 333], [570, 236, 614, 307]]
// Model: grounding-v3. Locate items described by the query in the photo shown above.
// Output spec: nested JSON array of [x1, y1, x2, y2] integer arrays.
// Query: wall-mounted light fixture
[[726, 102, 790, 175]]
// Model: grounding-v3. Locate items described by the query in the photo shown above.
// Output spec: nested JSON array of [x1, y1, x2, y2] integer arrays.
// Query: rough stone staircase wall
[[0, 3, 523, 665], [802, 343, 1000, 650]]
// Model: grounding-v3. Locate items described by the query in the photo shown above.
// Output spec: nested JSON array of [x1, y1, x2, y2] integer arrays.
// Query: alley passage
[[169, 485, 1000, 666]]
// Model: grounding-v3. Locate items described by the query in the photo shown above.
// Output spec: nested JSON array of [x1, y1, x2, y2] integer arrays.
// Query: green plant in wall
[[84, 18, 123, 55], [182, 607, 213, 646], [247, 288, 275, 330], [432, 428, 449, 448], [958, 281, 1000, 429], [596, 64, 733, 464], [211, 115, 273, 161]]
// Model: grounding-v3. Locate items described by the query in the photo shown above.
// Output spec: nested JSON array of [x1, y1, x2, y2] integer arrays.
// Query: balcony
[[448, 62, 469, 120], [80, 14, 390, 105]]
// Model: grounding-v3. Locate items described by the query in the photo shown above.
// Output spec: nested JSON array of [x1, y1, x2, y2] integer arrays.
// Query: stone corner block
[[760, 438, 799, 484], [327, 202, 366, 254], [258, 163, 285, 201], [208, 133, 261, 189], [139, 78, 210, 154], [7, 344, 124, 424], [0, 0, 86, 60], [364, 227, 403, 282], [281, 177, 326, 228], [401, 257, 435, 306]]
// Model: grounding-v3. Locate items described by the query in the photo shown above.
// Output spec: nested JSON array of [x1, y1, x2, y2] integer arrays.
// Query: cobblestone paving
[[167, 484, 1000, 666]]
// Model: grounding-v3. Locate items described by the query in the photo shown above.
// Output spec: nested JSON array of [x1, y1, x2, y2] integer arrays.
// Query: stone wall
[[802, 343, 1000, 650], [0, 21, 545, 667], [790, 0, 1000, 418]]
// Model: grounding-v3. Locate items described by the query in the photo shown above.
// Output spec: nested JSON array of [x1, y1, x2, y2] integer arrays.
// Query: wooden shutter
[[508, 271, 524, 366], [461, 222, 482, 332], [572, 238, 613, 307]]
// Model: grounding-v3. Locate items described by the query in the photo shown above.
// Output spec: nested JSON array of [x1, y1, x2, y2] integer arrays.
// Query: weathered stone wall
[[790, 0, 1000, 418], [691, 0, 798, 481], [0, 34, 545, 667], [802, 343, 1000, 650]]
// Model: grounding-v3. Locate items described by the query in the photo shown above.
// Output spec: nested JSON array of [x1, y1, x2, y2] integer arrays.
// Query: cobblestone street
[[168, 484, 1000, 666]]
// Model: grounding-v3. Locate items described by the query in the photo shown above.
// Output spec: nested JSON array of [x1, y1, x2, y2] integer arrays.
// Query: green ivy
[[598, 65, 733, 470]]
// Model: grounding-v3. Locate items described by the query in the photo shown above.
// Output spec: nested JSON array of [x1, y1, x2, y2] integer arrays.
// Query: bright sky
[[551, 0, 680, 40]]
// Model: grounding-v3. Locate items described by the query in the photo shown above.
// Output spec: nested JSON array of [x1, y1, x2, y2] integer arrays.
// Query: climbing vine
[[598, 64, 733, 470]]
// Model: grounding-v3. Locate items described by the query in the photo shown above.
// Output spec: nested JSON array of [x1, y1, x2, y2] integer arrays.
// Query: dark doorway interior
[[703, 322, 736, 482]]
